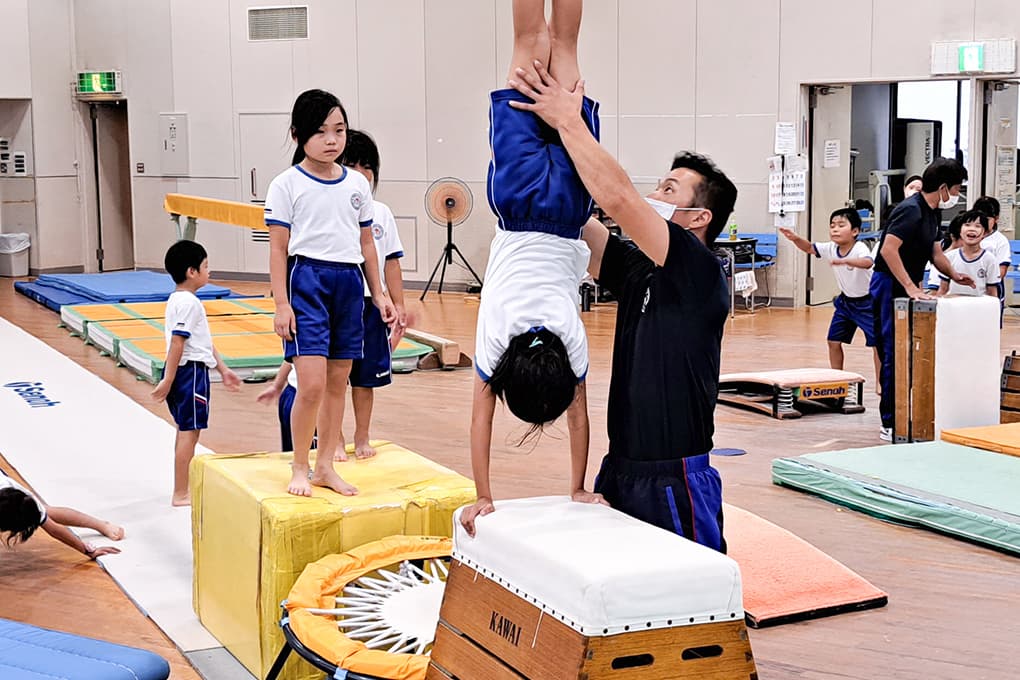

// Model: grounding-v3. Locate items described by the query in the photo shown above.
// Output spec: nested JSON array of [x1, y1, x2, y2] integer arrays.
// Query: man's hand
[[508, 60, 584, 131], [220, 368, 242, 392], [274, 303, 296, 340], [151, 379, 171, 403], [907, 285, 935, 301], [571, 489, 610, 507], [459, 498, 495, 537], [951, 272, 976, 288]]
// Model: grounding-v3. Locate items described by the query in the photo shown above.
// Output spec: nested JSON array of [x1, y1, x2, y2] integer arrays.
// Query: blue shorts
[[164, 361, 210, 431], [486, 88, 600, 239], [277, 383, 317, 452], [286, 256, 365, 361], [350, 300, 392, 388], [828, 293, 876, 346], [593, 453, 726, 553]]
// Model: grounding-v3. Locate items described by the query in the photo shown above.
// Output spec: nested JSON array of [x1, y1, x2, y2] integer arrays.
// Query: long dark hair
[[487, 328, 577, 435], [0, 487, 44, 547], [341, 129, 381, 191], [290, 89, 349, 165]]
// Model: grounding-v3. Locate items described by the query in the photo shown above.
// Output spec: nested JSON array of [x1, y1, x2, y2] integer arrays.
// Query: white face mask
[[938, 188, 960, 210], [645, 196, 678, 220]]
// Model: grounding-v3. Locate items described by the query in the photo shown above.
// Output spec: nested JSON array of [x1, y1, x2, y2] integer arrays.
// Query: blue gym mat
[[13, 280, 88, 311], [34, 271, 233, 302]]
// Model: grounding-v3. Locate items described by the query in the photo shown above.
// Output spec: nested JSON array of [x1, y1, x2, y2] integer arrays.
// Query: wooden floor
[[1, 279, 1018, 680]]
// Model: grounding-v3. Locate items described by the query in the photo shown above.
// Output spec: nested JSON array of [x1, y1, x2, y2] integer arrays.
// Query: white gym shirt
[[165, 291, 217, 367], [941, 248, 1002, 296], [813, 241, 874, 298], [475, 228, 590, 381], [263, 165, 374, 264], [361, 200, 405, 297]]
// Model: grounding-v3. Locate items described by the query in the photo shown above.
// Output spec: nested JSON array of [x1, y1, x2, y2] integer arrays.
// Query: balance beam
[[164, 193, 266, 240]]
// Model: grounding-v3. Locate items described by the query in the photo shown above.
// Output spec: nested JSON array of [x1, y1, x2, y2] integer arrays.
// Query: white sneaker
[[879, 427, 892, 442]]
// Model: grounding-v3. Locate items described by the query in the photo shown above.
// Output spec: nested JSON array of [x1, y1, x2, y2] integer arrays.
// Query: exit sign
[[932, 39, 1016, 75], [75, 70, 123, 98], [958, 43, 985, 72]]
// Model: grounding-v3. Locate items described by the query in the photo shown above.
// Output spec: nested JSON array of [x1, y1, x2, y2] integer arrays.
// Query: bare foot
[[310, 468, 358, 496], [288, 466, 312, 497], [354, 440, 376, 459], [100, 521, 125, 540], [333, 447, 349, 462], [171, 494, 191, 507]]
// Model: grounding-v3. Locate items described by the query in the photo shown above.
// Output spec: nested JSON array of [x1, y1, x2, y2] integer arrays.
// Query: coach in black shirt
[[509, 66, 736, 552], [870, 158, 973, 440]]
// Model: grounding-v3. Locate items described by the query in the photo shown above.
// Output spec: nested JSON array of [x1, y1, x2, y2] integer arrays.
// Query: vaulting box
[[429, 497, 757, 680], [191, 444, 475, 680]]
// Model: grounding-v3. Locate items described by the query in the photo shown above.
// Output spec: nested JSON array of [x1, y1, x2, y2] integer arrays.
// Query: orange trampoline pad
[[941, 423, 1020, 458], [725, 504, 887, 627]]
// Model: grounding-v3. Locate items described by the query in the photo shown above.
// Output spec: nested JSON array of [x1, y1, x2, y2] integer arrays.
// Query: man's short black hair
[[972, 195, 1000, 219], [921, 158, 968, 193], [829, 207, 862, 231], [164, 240, 208, 284], [670, 152, 738, 242], [949, 210, 989, 239]]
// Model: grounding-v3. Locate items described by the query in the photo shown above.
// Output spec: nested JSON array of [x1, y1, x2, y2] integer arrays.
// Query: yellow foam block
[[190, 443, 476, 680], [941, 422, 1020, 458]]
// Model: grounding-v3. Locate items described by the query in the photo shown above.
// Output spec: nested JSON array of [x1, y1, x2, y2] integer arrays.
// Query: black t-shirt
[[596, 221, 730, 461], [873, 192, 940, 297]]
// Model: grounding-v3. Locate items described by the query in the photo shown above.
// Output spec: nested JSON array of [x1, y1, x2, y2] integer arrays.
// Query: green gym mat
[[391, 338, 433, 373], [772, 442, 1020, 555]]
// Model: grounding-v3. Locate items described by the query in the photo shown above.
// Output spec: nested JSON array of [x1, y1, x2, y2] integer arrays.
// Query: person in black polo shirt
[[507, 63, 736, 552], [870, 158, 975, 441]]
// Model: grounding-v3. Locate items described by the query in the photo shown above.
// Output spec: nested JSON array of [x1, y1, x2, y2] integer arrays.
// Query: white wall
[[9, 0, 1020, 295]]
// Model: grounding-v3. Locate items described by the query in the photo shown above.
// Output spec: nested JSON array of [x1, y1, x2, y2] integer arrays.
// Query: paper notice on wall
[[774, 122, 796, 155], [994, 145, 1016, 234], [823, 139, 841, 168], [767, 154, 808, 213], [774, 212, 796, 228]]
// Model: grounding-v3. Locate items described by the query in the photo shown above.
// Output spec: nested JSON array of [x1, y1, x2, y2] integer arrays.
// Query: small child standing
[[152, 240, 241, 506], [1, 470, 123, 559], [973, 196, 1011, 324], [937, 210, 1000, 297], [780, 208, 880, 388]]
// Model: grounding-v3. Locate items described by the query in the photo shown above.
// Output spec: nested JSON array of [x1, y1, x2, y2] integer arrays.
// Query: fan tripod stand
[[420, 177, 483, 301]]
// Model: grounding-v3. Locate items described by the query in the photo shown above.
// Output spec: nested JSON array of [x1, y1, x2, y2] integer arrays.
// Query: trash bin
[[0, 232, 30, 277]]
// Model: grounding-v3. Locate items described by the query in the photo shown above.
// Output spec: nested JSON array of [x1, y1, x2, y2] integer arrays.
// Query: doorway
[[85, 101, 134, 272]]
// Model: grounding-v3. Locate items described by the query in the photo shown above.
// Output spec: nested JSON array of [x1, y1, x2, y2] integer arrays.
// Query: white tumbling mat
[[933, 296, 1000, 436], [0, 317, 219, 652]]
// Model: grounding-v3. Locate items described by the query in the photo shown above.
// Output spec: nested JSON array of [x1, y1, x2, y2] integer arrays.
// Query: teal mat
[[772, 442, 1020, 555]]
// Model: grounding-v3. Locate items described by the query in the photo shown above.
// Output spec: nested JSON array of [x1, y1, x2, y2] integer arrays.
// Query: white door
[[239, 113, 293, 274], [808, 85, 853, 305]]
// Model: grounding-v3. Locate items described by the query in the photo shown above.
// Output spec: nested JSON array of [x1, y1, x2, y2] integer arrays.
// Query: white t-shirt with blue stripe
[[263, 165, 374, 264], [362, 200, 404, 296]]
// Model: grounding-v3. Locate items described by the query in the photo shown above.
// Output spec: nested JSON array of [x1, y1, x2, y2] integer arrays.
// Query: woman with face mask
[[868, 158, 976, 442]]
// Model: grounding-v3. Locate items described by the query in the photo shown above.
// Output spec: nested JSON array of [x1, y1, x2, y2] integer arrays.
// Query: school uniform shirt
[[940, 248, 1002, 296], [812, 241, 873, 298], [596, 222, 730, 461], [165, 290, 216, 367], [0, 472, 46, 523], [263, 165, 374, 264], [982, 230, 1011, 271], [361, 200, 404, 296], [474, 228, 590, 381], [874, 192, 940, 297]]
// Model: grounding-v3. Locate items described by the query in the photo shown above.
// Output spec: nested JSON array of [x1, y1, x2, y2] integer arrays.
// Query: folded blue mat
[[14, 281, 88, 311], [0, 618, 170, 680], [35, 271, 232, 302]]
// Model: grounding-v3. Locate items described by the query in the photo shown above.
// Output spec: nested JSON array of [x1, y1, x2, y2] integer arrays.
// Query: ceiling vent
[[248, 6, 308, 41]]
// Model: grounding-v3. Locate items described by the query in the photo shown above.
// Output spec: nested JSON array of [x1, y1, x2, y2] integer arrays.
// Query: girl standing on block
[[462, 0, 607, 535], [265, 89, 396, 497]]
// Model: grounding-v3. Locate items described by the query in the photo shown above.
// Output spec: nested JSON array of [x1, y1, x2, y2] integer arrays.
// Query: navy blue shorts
[[486, 88, 600, 239], [828, 293, 877, 346], [286, 256, 365, 361], [594, 453, 726, 553], [277, 383, 317, 452], [350, 299, 392, 388], [164, 361, 210, 431]]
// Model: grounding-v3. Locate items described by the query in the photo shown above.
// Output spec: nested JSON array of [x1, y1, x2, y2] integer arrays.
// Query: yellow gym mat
[[190, 444, 475, 680], [941, 423, 1020, 458]]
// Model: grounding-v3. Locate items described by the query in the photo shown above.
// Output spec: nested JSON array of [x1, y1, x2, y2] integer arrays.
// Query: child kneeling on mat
[[462, 0, 607, 536], [780, 209, 880, 392], [0, 469, 123, 559], [152, 240, 241, 506]]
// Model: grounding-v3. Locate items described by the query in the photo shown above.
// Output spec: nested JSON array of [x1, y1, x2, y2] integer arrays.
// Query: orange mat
[[941, 423, 1020, 458], [725, 504, 888, 627]]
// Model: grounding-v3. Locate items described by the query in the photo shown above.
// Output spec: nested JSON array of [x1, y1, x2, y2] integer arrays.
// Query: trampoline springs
[[847, 382, 860, 405], [777, 388, 796, 414]]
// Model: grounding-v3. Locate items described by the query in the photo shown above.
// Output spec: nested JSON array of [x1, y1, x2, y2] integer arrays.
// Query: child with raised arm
[[265, 90, 396, 497], [152, 240, 241, 506], [1, 470, 123, 559], [780, 208, 881, 389], [937, 210, 1001, 297], [461, 0, 605, 536]]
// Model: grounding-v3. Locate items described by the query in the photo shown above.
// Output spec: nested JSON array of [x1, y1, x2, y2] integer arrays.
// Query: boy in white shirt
[[937, 210, 1000, 297], [781, 208, 880, 388], [152, 240, 241, 506]]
